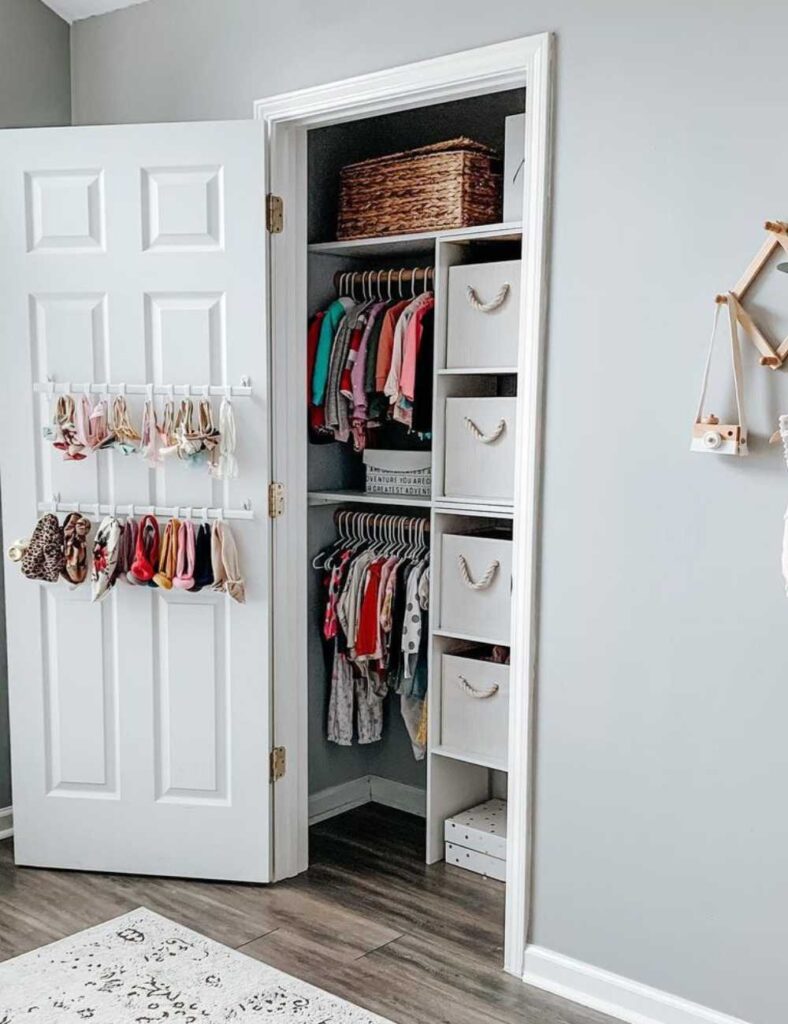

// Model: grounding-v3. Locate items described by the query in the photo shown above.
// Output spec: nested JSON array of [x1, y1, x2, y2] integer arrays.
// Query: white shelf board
[[437, 366, 518, 376], [433, 501, 514, 519], [432, 627, 510, 646], [308, 220, 523, 259], [308, 489, 432, 508], [430, 745, 507, 772], [309, 234, 436, 259]]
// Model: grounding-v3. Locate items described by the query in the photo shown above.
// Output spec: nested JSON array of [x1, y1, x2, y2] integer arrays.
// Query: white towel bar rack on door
[[37, 500, 255, 522], [32, 379, 253, 398]]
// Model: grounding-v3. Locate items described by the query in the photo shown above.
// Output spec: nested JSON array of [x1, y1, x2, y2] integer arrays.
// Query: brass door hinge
[[270, 745, 286, 782], [266, 194, 283, 234], [268, 481, 285, 518]]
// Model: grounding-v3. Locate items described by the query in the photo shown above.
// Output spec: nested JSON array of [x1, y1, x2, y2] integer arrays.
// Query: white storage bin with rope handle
[[439, 532, 512, 643], [444, 397, 516, 502], [446, 259, 521, 369], [439, 653, 509, 767]]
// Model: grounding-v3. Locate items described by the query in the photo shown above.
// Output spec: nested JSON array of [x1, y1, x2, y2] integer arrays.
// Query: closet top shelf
[[308, 220, 523, 259]]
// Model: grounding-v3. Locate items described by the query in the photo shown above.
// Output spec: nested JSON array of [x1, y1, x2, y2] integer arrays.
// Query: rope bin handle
[[457, 554, 499, 590], [466, 282, 510, 312], [464, 417, 506, 444], [455, 674, 499, 699]]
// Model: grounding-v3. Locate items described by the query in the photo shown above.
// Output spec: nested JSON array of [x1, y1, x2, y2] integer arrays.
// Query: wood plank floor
[[0, 803, 613, 1024]]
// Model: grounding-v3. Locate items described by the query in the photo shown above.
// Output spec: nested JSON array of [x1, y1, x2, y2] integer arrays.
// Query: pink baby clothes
[[399, 295, 434, 404]]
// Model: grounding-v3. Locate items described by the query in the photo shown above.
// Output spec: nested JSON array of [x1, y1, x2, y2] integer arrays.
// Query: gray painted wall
[[0, 0, 70, 128], [0, 0, 71, 810], [69, 3, 788, 1022]]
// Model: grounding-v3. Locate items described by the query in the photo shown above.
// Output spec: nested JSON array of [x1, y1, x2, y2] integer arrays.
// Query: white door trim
[[254, 32, 555, 976]]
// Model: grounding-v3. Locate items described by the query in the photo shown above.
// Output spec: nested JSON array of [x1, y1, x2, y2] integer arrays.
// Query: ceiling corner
[[40, 0, 73, 23], [40, 0, 153, 25]]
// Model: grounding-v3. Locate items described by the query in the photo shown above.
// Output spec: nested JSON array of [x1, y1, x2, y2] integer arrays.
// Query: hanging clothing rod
[[32, 381, 253, 398], [333, 266, 434, 295], [333, 509, 429, 533], [38, 500, 254, 522]]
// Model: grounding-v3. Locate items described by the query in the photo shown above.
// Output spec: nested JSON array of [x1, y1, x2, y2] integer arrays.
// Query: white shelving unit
[[307, 216, 523, 867], [423, 226, 521, 863]]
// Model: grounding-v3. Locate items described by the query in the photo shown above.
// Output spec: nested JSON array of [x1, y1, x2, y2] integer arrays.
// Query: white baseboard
[[523, 946, 751, 1024], [0, 805, 13, 841], [308, 778, 371, 825], [369, 775, 426, 816], [309, 776, 425, 825]]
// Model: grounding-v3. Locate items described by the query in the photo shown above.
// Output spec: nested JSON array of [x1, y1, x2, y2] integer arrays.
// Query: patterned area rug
[[0, 907, 393, 1023]]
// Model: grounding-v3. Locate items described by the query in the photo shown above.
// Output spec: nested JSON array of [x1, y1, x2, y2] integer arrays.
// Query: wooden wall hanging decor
[[715, 220, 788, 370]]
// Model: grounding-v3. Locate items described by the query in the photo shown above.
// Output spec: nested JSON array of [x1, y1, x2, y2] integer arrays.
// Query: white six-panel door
[[0, 121, 272, 881]]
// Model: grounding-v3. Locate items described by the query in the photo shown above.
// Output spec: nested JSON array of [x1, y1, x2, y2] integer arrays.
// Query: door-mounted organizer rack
[[32, 378, 253, 397], [38, 499, 255, 522]]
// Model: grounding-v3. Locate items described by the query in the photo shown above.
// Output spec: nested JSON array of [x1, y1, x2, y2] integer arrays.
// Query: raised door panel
[[155, 597, 228, 804], [31, 292, 108, 507], [44, 588, 119, 797], [25, 170, 106, 253], [141, 165, 224, 251], [144, 290, 226, 507]]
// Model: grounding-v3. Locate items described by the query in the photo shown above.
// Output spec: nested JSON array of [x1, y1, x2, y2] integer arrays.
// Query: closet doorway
[[257, 34, 553, 977]]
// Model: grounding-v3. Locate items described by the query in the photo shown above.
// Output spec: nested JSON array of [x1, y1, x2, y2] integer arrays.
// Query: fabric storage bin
[[439, 532, 512, 643], [445, 798, 507, 859], [363, 450, 431, 497], [446, 260, 521, 369], [444, 397, 516, 503], [440, 653, 509, 766], [336, 138, 502, 240], [445, 841, 506, 882]]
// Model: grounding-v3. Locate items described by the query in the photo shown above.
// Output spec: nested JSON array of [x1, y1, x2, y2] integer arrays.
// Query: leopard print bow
[[21, 514, 64, 583]]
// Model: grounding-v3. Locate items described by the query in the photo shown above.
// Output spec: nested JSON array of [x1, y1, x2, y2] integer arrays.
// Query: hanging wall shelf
[[715, 220, 788, 370]]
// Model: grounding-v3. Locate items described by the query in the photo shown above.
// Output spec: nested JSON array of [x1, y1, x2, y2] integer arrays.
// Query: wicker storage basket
[[337, 138, 502, 240]]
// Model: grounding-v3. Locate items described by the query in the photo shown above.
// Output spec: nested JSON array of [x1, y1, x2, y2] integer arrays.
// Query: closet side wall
[[0, 0, 71, 812]]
